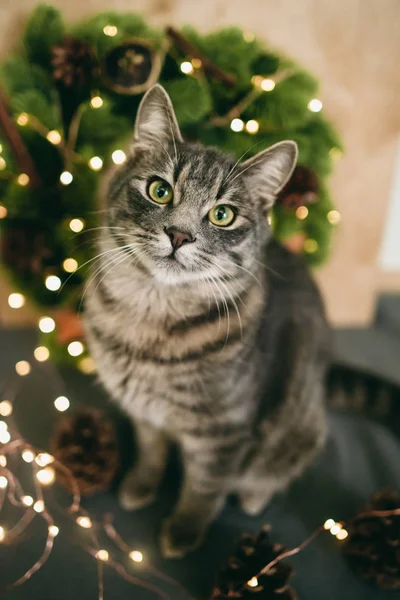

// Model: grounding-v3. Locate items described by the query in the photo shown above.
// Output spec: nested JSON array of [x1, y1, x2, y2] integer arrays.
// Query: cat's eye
[[148, 179, 173, 204], [208, 205, 236, 227]]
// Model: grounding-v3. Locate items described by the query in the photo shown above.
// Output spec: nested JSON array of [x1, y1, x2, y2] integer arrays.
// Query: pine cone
[[278, 166, 319, 211], [211, 526, 296, 599], [51, 408, 119, 495], [344, 489, 400, 591], [52, 36, 98, 88]]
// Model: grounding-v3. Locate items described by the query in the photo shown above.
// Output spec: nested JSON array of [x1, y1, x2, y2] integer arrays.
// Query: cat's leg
[[119, 421, 169, 511]]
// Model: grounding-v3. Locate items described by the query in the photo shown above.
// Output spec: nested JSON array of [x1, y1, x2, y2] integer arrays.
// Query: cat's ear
[[240, 141, 298, 208], [133, 84, 182, 146]]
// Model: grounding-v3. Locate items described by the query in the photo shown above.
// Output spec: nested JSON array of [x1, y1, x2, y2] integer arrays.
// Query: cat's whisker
[[223, 140, 265, 185]]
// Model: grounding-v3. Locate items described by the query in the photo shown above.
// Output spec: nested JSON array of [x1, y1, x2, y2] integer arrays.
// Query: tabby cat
[[84, 84, 329, 558]]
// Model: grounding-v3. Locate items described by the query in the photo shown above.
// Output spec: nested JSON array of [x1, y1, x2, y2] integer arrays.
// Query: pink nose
[[165, 227, 195, 250]]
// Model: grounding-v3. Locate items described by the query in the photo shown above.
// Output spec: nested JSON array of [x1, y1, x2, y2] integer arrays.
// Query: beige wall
[[1, 0, 400, 326]]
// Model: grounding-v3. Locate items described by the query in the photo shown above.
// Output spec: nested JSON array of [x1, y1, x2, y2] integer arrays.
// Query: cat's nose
[[164, 227, 195, 250]]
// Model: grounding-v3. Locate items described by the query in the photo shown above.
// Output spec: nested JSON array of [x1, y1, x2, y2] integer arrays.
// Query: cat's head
[[106, 84, 297, 285]]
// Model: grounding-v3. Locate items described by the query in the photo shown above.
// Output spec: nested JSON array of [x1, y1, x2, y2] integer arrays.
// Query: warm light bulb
[[0, 430, 10, 444], [89, 156, 103, 171], [330, 523, 342, 536], [36, 467, 55, 486], [0, 526, 5, 542], [46, 130, 62, 145], [60, 171, 73, 185], [76, 516, 92, 529], [303, 238, 318, 254], [103, 25, 118, 37], [17, 113, 29, 126], [49, 525, 59, 537], [247, 577, 259, 588], [243, 31, 255, 43], [39, 316, 56, 333], [96, 549, 109, 561], [63, 258, 78, 273], [33, 500, 44, 513], [0, 401, 13, 417], [230, 118, 244, 132], [111, 150, 127, 165], [54, 396, 70, 412], [324, 519, 336, 530], [0, 157, 6, 170], [296, 206, 309, 220], [0, 456, 6, 467], [15, 361, 31, 376], [180, 61, 194, 75], [34, 346, 50, 362], [79, 356, 96, 374], [308, 98, 323, 112], [336, 528, 348, 540], [0, 205, 7, 218], [0, 476, 8, 489], [261, 78, 275, 92], [8, 293, 25, 309], [67, 341, 84, 357], [245, 120, 259, 134], [192, 58, 202, 69], [45, 275, 62, 291], [90, 96, 103, 109], [327, 210, 341, 225], [129, 550, 144, 563], [0, 421, 7, 433], [22, 495, 34, 507], [22, 450, 35, 463], [69, 218, 84, 233], [17, 173, 30, 186], [35, 453, 54, 467]]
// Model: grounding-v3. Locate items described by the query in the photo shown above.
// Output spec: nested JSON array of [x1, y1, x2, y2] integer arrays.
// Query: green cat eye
[[208, 204, 236, 227], [148, 179, 173, 204]]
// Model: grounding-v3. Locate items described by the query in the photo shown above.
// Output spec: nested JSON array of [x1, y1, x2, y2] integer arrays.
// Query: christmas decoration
[[103, 40, 163, 94], [51, 408, 119, 495], [344, 489, 400, 591], [52, 36, 98, 88], [212, 526, 296, 599], [278, 166, 319, 210]]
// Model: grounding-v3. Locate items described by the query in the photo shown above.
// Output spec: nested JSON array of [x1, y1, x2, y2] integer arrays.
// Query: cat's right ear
[[133, 84, 182, 147]]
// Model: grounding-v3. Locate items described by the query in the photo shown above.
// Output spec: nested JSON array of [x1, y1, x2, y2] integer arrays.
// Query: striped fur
[[84, 85, 329, 557]]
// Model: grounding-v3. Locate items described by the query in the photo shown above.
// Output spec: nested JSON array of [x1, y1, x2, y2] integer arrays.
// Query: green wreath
[[0, 4, 342, 367]]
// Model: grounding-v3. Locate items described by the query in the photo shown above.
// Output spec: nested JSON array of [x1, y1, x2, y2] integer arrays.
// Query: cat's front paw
[[160, 515, 206, 558], [119, 468, 157, 511]]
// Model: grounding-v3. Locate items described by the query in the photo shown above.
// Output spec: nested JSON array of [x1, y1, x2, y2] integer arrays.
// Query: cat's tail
[[325, 364, 400, 435]]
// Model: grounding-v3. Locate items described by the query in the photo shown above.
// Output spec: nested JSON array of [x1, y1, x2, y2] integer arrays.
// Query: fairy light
[[88, 156, 103, 171], [0, 430, 10, 444], [191, 58, 202, 69], [54, 396, 70, 412], [60, 171, 73, 185], [296, 206, 309, 220], [22, 450, 35, 463], [243, 31, 255, 43], [35, 453, 54, 467], [8, 293, 25, 309], [36, 467, 55, 486], [39, 316, 55, 333], [329, 147, 342, 160], [0, 144, 2, 152], [67, 341, 84, 357], [0, 157, 6, 170], [0, 476, 8, 489], [34, 346, 50, 362], [33, 500, 44, 513], [245, 120, 259, 134], [76, 516, 92, 529], [17, 173, 30, 186], [324, 518, 336, 530], [22, 495, 34, 507], [0, 205, 7, 218], [129, 550, 144, 563], [90, 96, 103, 109], [0, 421, 7, 433], [15, 361, 31, 376], [45, 275, 62, 291], [0, 401, 13, 417], [79, 356, 96, 374], [308, 98, 323, 112], [261, 78, 275, 92], [103, 25, 118, 37], [0, 526, 5, 542], [330, 523, 342, 536], [336, 528, 349, 540], [111, 150, 127, 165], [247, 577, 259, 588], [303, 238, 318, 254], [49, 525, 59, 537], [180, 61, 194, 75], [0, 456, 6, 467], [327, 210, 341, 225], [69, 218, 84, 233], [17, 113, 29, 126], [230, 118, 244, 132], [46, 130, 62, 145], [63, 258, 78, 273], [96, 549, 109, 561]]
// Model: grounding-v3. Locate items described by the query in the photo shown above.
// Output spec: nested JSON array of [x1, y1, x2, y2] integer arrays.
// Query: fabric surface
[[0, 329, 399, 600]]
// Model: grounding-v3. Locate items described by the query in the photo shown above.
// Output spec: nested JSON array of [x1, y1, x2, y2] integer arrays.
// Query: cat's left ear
[[133, 84, 182, 146], [240, 141, 298, 209]]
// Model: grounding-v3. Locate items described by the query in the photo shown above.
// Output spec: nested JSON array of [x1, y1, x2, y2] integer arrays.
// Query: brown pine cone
[[52, 36, 98, 88], [51, 408, 119, 495], [278, 166, 319, 211], [344, 489, 400, 591], [211, 526, 296, 599]]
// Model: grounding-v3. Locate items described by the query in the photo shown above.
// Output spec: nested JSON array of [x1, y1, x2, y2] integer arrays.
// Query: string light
[[0, 456, 6, 467], [15, 361, 31, 376], [63, 258, 78, 273], [34, 346, 50, 362], [60, 171, 73, 185], [296, 206, 309, 220], [67, 341, 84, 357], [96, 549, 109, 561], [329, 147, 342, 160], [0, 157, 6, 170], [69, 218, 84, 233], [17, 173, 30, 186], [308, 98, 323, 113], [323, 518, 349, 540], [245, 120, 259, 134], [103, 25, 118, 37], [0, 143, 2, 152], [336, 528, 349, 540], [260, 78, 275, 92], [46, 130, 62, 145], [0, 421, 7, 433], [180, 61, 194, 75], [79, 356, 96, 374], [0, 401, 13, 417], [129, 550, 143, 563], [111, 150, 127, 165], [88, 156, 103, 171], [327, 210, 341, 225], [36, 467, 55, 486], [0, 476, 8, 489], [230, 118, 244, 132], [17, 113, 29, 126], [22, 450, 35, 463], [49, 525, 59, 537], [22, 495, 34, 507], [39, 316, 56, 333], [54, 396, 70, 412], [191, 58, 202, 69], [330, 523, 342, 536], [35, 453, 54, 467], [0, 430, 10, 444], [90, 96, 103, 109], [45, 275, 62, 291], [303, 238, 318, 254], [8, 293, 25, 309], [0, 205, 7, 218], [247, 577, 259, 588], [0, 526, 5, 542], [76, 516, 92, 529], [243, 31, 255, 43], [33, 500, 44, 513]]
